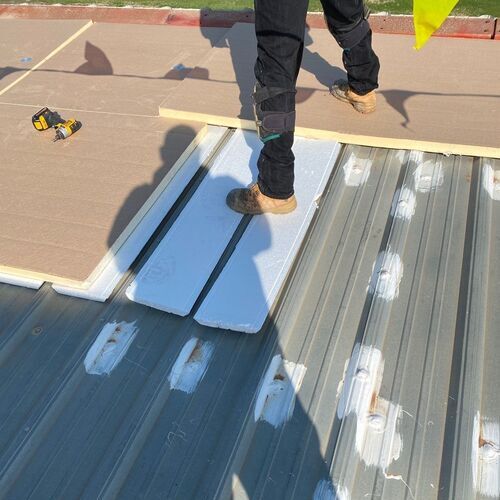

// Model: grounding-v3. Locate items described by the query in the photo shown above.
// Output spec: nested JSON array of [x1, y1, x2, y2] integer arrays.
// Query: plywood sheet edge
[[159, 107, 500, 159]]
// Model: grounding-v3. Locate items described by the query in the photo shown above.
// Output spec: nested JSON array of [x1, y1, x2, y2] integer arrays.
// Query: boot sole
[[267, 199, 297, 215], [331, 89, 376, 114], [229, 199, 297, 215]]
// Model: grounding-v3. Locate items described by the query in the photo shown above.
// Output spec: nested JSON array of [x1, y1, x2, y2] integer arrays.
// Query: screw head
[[368, 413, 386, 432], [355, 368, 370, 381], [379, 269, 391, 279], [32, 326, 43, 336]]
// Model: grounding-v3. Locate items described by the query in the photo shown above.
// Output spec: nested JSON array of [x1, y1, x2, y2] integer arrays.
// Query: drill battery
[[32, 107, 62, 131]]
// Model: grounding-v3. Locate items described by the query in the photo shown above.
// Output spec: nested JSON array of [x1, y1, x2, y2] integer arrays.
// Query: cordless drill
[[53, 119, 82, 142], [32, 107, 82, 141]]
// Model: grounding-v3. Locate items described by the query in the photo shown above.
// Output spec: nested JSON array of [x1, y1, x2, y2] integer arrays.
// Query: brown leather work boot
[[226, 183, 297, 215], [330, 79, 376, 114]]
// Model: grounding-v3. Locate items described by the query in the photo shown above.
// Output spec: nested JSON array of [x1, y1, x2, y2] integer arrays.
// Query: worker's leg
[[226, 0, 309, 214], [253, 0, 309, 200], [320, 0, 379, 95]]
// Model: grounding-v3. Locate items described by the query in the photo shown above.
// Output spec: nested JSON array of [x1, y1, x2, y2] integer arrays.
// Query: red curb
[[305, 12, 327, 29], [0, 5, 172, 24], [167, 8, 254, 28], [0, 5, 497, 40]]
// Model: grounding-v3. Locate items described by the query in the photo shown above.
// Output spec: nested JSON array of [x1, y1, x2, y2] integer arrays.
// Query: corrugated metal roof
[[0, 137, 498, 500]]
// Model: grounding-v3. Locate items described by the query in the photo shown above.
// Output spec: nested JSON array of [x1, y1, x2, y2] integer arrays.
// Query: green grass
[[5, 0, 500, 17]]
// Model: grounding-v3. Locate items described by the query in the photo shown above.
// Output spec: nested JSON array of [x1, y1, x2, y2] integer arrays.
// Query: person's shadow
[[74, 41, 113, 76], [199, 22, 255, 122], [104, 19, 341, 496], [0, 66, 24, 82], [300, 23, 346, 103], [106, 124, 200, 251]]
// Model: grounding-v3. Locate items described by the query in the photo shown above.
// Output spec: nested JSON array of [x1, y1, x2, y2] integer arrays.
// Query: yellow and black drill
[[53, 119, 82, 142], [32, 107, 82, 141]]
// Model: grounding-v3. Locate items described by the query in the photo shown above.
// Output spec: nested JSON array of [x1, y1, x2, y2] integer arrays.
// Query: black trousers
[[254, 0, 380, 199]]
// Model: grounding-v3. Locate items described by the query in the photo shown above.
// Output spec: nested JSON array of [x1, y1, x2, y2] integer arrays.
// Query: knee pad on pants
[[326, 7, 371, 50], [253, 84, 296, 143], [327, 18, 370, 49]]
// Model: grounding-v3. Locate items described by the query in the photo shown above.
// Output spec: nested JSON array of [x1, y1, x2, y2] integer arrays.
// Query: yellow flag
[[413, 0, 459, 49]]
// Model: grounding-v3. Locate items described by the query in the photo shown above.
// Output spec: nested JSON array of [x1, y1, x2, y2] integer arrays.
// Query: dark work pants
[[254, 0, 380, 199]]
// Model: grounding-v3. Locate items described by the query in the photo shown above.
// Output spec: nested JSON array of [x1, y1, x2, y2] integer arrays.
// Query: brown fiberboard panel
[[0, 23, 227, 116], [0, 103, 205, 284], [160, 23, 500, 157], [0, 19, 91, 94]]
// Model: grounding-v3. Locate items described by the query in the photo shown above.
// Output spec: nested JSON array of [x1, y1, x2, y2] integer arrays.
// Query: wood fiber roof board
[[0, 104, 205, 284], [0, 23, 227, 115], [160, 23, 500, 158], [0, 19, 91, 94]]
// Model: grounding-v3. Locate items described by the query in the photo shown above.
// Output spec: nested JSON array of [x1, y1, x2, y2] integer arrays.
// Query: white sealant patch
[[84, 321, 138, 376], [313, 479, 350, 500], [337, 344, 384, 420], [368, 250, 403, 301], [414, 158, 444, 193], [483, 163, 500, 201], [254, 355, 307, 428], [343, 152, 372, 187], [391, 186, 416, 221], [362, 397, 402, 469], [337, 344, 402, 472], [168, 338, 215, 394], [473, 412, 500, 498]]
